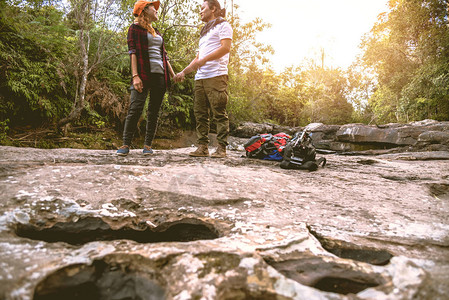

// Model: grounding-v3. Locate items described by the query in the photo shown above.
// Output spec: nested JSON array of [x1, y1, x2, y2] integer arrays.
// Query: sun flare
[[231, 0, 389, 71]]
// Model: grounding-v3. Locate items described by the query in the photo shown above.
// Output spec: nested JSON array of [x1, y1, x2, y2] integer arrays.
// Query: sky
[[220, 0, 389, 71]]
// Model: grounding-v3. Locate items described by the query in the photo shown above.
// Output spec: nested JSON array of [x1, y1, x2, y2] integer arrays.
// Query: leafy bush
[[0, 4, 73, 126]]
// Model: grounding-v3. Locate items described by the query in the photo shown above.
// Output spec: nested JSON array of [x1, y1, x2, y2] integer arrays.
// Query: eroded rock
[[0, 145, 448, 299]]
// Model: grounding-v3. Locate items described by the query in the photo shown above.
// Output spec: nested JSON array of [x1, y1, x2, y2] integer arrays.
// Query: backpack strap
[[280, 156, 326, 171], [316, 157, 327, 167]]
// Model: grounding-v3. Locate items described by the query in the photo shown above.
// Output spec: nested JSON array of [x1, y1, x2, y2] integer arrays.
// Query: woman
[[117, 0, 175, 156]]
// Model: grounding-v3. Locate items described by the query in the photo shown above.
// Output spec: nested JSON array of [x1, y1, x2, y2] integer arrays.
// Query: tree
[[300, 66, 353, 125], [226, 5, 275, 125], [361, 0, 449, 122], [346, 64, 377, 124], [154, 0, 201, 130], [57, 0, 130, 129]]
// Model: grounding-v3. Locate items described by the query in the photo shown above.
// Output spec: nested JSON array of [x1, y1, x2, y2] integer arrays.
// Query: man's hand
[[174, 72, 185, 83]]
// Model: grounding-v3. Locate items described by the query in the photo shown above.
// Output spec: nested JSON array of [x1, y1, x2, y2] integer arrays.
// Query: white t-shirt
[[195, 21, 233, 80]]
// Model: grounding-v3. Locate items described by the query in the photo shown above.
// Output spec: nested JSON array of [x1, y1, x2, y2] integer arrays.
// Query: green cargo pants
[[194, 75, 229, 146]]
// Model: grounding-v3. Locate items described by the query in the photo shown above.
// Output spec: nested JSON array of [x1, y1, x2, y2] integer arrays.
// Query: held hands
[[173, 71, 185, 83], [173, 59, 206, 83]]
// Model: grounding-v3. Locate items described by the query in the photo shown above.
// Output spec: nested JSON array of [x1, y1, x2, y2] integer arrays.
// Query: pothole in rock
[[15, 216, 219, 245], [323, 246, 393, 266], [313, 276, 378, 295], [264, 257, 385, 295], [357, 159, 378, 165], [34, 259, 165, 300], [308, 227, 393, 265], [381, 174, 424, 182], [428, 183, 449, 200]]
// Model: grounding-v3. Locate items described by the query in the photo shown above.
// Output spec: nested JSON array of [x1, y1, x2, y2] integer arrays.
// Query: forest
[[0, 0, 448, 148]]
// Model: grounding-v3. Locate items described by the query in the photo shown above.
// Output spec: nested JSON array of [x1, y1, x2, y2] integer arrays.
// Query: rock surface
[[0, 145, 448, 300], [233, 120, 449, 153]]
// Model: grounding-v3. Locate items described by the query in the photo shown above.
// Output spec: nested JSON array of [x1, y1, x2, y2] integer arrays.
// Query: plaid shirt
[[127, 23, 171, 88]]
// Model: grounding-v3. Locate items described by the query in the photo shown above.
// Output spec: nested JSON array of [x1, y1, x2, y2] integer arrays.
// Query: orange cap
[[133, 0, 160, 17]]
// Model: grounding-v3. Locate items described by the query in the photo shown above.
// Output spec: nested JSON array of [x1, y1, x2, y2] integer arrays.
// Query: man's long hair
[[204, 0, 226, 18], [135, 4, 157, 36]]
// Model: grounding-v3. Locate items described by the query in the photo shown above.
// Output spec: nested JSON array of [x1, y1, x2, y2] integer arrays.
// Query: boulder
[[304, 123, 341, 150], [334, 121, 449, 152], [232, 120, 449, 153], [232, 122, 301, 138], [418, 131, 449, 145], [231, 122, 274, 138], [336, 124, 415, 145]]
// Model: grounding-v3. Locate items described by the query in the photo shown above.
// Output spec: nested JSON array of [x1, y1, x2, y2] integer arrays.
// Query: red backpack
[[244, 133, 291, 161]]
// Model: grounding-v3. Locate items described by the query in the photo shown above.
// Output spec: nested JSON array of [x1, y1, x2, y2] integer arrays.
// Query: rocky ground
[[0, 145, 448, 300]]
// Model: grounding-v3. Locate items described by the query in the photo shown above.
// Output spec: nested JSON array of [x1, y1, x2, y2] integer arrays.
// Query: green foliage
[[228, 66, 274, 124], [300, 66, 353, 125], [162, 92, 194, 128], [361, 0, 449, 122], [228, 13, 274, 73], [1, 0, 361, 148], [150, 0, 201, 130], [228, 62, 354, 127], [345, 65, 376, 123], [227, 9, 277, 125], [85, 28, 130, 126], [226, 5, 354, 127], [0, 119, 10, 144], [0, 3, 73, 125]]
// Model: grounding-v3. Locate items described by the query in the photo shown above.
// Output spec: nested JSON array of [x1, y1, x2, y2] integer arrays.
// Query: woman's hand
[[133, 75, 143, 93], [174, 72, 185, 83]]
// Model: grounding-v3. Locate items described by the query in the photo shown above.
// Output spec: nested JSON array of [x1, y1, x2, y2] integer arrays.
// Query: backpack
[[244, 132, 291, 161], [280, 131, 326, 171]]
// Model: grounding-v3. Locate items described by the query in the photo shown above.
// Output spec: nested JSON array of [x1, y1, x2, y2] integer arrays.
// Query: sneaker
[[143, 145, 153, 155], [189, 144, 209, 157], [117, 145, 129, 156], [211, 144, 226, 158]]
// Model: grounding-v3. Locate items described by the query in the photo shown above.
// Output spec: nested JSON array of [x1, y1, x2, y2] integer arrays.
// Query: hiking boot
[[143, 145, 153, 155], [211, 144, 226, 158], [189, 144, 209, 157], [116, 145, 129, 156]]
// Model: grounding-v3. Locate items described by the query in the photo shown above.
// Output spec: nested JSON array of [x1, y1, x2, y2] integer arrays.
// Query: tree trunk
[[58, 15, 90, 130]]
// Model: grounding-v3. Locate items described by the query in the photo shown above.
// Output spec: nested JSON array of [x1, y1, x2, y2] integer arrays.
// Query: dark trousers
[[122, 73, 166, 147]]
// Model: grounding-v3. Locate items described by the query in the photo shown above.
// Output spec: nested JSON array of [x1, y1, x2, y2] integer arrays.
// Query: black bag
[[280, 131, 326, 171]]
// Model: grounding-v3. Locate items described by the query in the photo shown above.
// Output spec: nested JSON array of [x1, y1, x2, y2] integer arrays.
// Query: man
[[174, 0, 232, 158]]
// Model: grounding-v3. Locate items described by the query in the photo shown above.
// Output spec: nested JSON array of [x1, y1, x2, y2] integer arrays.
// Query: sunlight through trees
[[1, 0, 448, 143]]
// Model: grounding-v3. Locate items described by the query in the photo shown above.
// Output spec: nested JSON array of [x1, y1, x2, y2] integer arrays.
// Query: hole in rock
[[307, 227, 393, 265], [217, 288, 287, 300], [313, 276, 378, 295], [357, 159, 378, 165], [16, 217, 219, 245], [264, 257, 383, 295], [428, 183, 449, 200], [322, 247, 393, 266], [34, 260, 165, 300]]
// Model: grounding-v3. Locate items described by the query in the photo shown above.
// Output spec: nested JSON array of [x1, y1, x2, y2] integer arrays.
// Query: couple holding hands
[[117, 0, 232, 158]]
